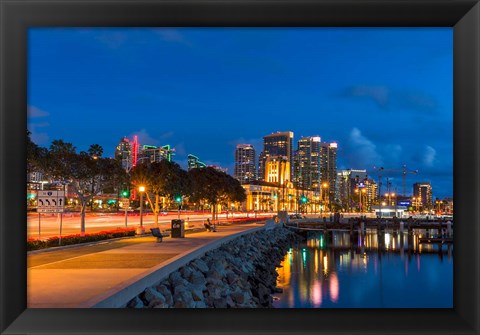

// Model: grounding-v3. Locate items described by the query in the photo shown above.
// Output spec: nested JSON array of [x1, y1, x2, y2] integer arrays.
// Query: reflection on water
[[273, 231, 453, 308]]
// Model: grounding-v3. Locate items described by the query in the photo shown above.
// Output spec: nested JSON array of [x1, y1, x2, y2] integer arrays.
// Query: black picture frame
[[1, 0, 479, 334]]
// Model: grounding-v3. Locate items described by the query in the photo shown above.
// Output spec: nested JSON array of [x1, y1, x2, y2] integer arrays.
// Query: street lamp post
[[362, 188, 367, 212], [321, 182, 328, 217], [137, 186, 145, 235]]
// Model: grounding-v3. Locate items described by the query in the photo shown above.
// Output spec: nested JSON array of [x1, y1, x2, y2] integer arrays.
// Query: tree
[[42, 141, 123, 235], [130, 160, 191, 226], [189, 167, 246, 222]]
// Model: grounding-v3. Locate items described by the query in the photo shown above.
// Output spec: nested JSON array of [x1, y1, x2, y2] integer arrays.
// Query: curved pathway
[[27, 222, 265, 308]]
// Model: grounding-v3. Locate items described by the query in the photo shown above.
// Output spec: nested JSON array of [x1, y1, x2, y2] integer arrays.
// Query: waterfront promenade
[[27, 222, 264, 308]]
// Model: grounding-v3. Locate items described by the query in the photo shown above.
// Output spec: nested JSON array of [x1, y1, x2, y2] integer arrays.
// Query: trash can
[[171, 219, 185, 238]]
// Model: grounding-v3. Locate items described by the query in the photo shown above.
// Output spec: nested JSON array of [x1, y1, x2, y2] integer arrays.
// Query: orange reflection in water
[[311, 280, 322, 307], [329, 272, 339, 303]]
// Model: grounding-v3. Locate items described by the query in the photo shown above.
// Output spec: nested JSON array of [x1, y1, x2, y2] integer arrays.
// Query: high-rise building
[[413, 182, 433, 209], [234, 144, 257, 184], [187, 154, 206, 170], [293, 136, 321, 191], [336, 169, 379, 211], [115, 137, 132, 171], [258, 131, 294, 182], [320, 142, 338, 204], [141, 144, 174, 164]]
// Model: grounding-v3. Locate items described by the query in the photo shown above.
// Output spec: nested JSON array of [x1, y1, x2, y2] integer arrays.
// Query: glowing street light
[[138, 185, 145, 232], [321, 182, 329, 214]]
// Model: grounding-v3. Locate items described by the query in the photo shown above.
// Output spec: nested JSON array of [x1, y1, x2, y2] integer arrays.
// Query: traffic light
[[301, 196, 308, 203], [121, 189, 130, 198], [273, 194, 277, 200], [175, 195, 182, 203]]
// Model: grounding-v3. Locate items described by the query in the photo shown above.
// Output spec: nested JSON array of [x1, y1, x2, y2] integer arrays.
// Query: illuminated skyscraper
[[336, 169, 377, 211], [320, 142, 338, 205], [115, 137, 132, 172], [258, 131, 294, 182], [234, 144, 257, 184], [141, 144, 174, 163], [413, 182, 433, 209], [293, 136, 321, 191]]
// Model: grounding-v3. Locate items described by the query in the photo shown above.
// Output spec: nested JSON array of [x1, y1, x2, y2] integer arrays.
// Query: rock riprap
[[126, 226, 303, 308]]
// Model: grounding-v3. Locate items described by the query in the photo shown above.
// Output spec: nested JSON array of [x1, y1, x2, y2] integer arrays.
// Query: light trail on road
[[27, 212, 273, 239]]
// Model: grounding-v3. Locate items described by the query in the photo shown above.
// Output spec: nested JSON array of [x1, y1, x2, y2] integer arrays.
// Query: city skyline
[[28, 27, 453, 197]]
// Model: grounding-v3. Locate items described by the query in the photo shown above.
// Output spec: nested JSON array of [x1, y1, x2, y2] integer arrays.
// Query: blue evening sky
[[27, 28, 453, 198]]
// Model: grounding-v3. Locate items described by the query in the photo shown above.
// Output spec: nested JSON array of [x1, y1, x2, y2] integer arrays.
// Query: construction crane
[[373, 165, 418, 197]]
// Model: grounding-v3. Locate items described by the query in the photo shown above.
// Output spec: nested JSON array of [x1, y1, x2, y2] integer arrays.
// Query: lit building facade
[[241, 182, 316, 213], [336, 169, 377, 212], [293, 136, 321, 191], [234, 144, 257, 184], [413, 182, 433, 209], [141, 144, 174, 163], [115, 137, 132, 171], [320, 142, 338, 206], [264, 156, 290, 185], [258, 131, 294, 182], [187, 154, 206, 170]]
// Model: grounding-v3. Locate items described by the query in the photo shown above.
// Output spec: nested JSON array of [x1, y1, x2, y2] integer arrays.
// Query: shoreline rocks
[[126, 226, 303, 308]]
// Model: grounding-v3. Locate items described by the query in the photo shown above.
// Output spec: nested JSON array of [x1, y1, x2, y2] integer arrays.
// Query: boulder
[[144, 287, 166, 306], [156, 284, 173, 306], [191, 259, 209, 274], [127, 296, 144, 308], [189, 270, 206, 286]]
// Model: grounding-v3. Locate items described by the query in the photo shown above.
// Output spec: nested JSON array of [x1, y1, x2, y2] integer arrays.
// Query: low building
[[241, 181, 319, 213], [372, 205, 408, 218]]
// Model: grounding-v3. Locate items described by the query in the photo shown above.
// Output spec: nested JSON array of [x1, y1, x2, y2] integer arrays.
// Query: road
[[27, 211, 273, 239]]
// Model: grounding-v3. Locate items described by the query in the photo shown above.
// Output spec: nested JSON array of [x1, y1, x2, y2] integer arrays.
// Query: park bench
[[150, 227, 170, 242]]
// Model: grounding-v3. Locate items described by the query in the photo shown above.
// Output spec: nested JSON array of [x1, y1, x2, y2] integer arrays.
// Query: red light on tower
[[132, 135, 139, 168], [131, 135, 139, 200]]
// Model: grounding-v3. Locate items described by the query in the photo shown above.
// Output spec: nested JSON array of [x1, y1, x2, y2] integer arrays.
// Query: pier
[[285, 216, 454, 253], [285, 216, 453, 235]]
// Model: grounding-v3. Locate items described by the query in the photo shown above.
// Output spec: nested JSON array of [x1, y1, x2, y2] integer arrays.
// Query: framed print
[[1, 0, 479, 334]]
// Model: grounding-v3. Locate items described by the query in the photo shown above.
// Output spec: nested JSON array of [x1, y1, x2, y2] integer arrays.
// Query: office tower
[[234, 144, 257, 184], [413, 182, 433, 209], [258, 131, 294, 182], [320, 142, 338, 204], [336, 169, 378, 211], [187, 154, 206, 170], [293, 136, 321, 191], [140, 144, 174, 164], [115, 137, 133, 172]]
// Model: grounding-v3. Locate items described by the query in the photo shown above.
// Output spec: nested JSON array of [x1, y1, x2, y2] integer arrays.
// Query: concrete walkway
[[27, 223, 265, 308]]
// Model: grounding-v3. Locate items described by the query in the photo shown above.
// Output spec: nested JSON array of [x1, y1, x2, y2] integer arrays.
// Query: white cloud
[[348, 127, 383, 167], [423, 145, 436, 166], [28, 105, 49, 118]]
